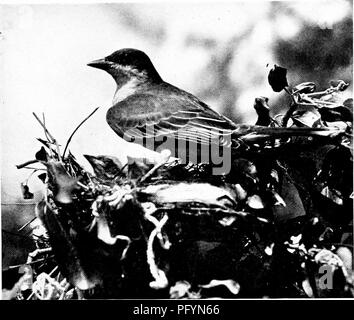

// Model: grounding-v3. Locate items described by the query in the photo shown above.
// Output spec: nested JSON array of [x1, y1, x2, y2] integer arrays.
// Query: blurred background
[[1, 1, 352, 273]]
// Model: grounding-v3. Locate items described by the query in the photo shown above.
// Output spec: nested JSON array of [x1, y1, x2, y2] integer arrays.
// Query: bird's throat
[[112, 78, 144, 105]]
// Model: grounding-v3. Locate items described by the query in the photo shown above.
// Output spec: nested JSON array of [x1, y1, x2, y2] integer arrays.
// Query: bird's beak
[[87, 58, 111, 70]]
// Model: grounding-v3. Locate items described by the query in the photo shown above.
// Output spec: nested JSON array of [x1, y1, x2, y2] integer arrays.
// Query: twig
[[62, 107, 99, 158], [281, 87, 299, 128], [312, 99, 338, 106], [3, 256, 55, 271], [33, 112, 62, 163], [284, 87, 297, 104], [77, 181, 90, 190], [2, 229, 40, 240], [27, 247, 53, 263], [21, 167, 46, 171], [307, 88, 336, 97], [16, 159, 39, 169], [49, 265, 59, 276], [296, 102, 318, 107], [42, 113, 54, 159], [18, 216, 37, 232], [33, 112, 55, 143]]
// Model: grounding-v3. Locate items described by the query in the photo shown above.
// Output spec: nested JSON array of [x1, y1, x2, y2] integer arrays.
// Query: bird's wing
[[107, 91, 342, 151], [106, 92, 236, 147]]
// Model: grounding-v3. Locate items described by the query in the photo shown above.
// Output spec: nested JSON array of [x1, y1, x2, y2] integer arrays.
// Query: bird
[[87, 48, 341, 170]]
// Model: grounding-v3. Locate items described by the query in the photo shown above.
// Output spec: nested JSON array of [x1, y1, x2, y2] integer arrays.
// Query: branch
[[32, 112, 55, 143], [16, 159, 39, 169]]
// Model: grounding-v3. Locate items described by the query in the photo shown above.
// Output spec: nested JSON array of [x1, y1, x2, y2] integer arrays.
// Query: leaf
[[324, 121, 350, 132], [84, 155, 124, 180], [292, 107, 322, 128], [36, 138, 51, 148], [254, 96, 271, 126], [46, 162, 78, 203], [272, 175, 306, 222], [20, 183, 34, 200], [319, 106, 353, 123], [246, 194, 264, 209], [35, 146, 48, 162], [268, 64, 288, 92], [343, 98, 353, 110], [234, 183, 247, 200], [317, 146, 352, 193], [293, 82, 316, 94], [37, 173, 47, 183], [36, 203, 100, 291]]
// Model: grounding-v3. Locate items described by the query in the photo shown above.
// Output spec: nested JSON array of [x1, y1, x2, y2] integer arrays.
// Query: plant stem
[[42, 113, 54, 159], [33, 112, 63, 163], [62, 107, 99, 159], [33, 112, 55, 142], [284, 87, 297, 104], [282, 103, 297, 128]]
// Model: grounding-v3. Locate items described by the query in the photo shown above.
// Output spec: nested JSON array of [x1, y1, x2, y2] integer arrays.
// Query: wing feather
[[106, 92, 236, 148]]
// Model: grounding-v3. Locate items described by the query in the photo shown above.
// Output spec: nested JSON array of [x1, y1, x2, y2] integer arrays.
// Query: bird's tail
[[232, 125, 344, 141]]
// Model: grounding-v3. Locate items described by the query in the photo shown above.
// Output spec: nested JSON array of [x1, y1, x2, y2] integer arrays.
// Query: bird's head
[[87, 48, 162, 87]]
